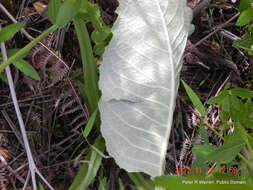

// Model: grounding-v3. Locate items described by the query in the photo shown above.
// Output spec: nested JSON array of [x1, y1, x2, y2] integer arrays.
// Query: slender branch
[[200, 117, 224, 140], [191, 12, 240, 49]]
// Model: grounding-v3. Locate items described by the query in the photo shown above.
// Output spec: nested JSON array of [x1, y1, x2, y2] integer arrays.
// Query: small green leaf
[[229, 96, 244, 121], [224, 82, 231, 90], [236, 8, 253, 26], [219, 123, 230, 130], [207, 91, 228, 104], [238, 102, 251, 118], [233, 34, 253, 52], [181, 80, 206, 116], [244, 100, 253, 116], [93, 32, 113, 56], [207, 129, 245, 162], [0, 22, 25, 42], [76, 1, 112, 56], [221, 95, 230, 112], [238, 100, 253, 127], [0, 49, 39, 80], [91, 28, 111, 44], [76, 10, 91, 21], [82, 108, 98, 138], [93, 43, 106, 56], [13, 59, 40, 80], [229, 96, 247, 121], [239, 0, 253, 12], [192, 145, 216, 158], [230, 88, 253, 98], [79, 2, 101, 29], [241, 117, 253, 128], [219, 111, 230, 122], [248, 24, 253, 33], [48, 0, 61, 24], [56, 0, 82, 27], [230, 95, 243, 111], [69, 136, 105, 190], [90, 9, 101, 30]]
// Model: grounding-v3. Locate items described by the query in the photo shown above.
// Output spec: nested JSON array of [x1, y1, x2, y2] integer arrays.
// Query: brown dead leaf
[[33, 2, 48, 18]]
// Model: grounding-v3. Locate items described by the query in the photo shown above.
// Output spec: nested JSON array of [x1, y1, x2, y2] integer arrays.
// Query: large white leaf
[[98, 0, 193, 177]]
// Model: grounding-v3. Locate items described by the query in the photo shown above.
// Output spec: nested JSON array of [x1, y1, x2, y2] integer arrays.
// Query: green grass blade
[[73, 18, 100, 113], [38, 183, 45, 190], [181, 80, 206, 116], [128, 173, 154, 190], [69, 136, 105, 190], [0, 22, 25, 42], [98, 177, 108, 190], [48, 0, 61, 24], [82, 108, 98, 138], [119, 179, 125, 190]]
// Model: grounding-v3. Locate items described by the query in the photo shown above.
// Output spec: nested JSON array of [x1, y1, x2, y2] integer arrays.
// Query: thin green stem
[[201, 118, 224, 140], [238, 153, 253, 169], [0, 24, 58, 73], [179, 96, 224, 140]]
